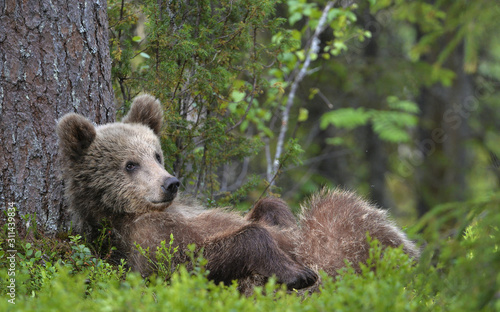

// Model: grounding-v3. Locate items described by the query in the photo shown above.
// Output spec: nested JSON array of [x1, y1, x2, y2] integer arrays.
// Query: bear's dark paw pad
[[286, 267, 318, 290]]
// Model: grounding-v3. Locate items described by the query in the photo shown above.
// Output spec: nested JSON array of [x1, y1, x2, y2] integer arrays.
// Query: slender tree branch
[[270, 1, 335, 184], [117, 0, 125, 40], [317, 89, 334, 109], [172, 60, 188, 100], [265, 138, 273, 182]]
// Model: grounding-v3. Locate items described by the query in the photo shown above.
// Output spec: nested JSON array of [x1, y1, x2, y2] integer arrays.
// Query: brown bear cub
[[57, 94, 419, 291]]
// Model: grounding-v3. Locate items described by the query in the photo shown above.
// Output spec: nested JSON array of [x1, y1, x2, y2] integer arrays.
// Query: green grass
[[1, 192, 499, 311]]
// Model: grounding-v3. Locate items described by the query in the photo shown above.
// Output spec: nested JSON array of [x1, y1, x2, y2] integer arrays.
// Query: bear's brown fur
[[57, 94, 419, 291]]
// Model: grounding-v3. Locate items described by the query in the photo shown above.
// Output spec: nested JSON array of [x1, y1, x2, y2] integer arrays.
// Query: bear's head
[[57, 95, 180, 222]]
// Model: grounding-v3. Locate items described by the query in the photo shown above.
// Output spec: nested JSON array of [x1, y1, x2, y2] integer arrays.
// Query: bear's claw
[[286, 267, 318, 290]]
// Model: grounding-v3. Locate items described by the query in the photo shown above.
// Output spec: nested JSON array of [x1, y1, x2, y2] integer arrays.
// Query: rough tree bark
[[0, 0, 115, 234]]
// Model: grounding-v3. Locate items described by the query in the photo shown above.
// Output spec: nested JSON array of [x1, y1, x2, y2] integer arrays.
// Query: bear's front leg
[[204, 224, 317, 290]]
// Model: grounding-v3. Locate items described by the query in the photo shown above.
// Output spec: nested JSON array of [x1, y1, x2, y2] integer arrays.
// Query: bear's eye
[[125, 162, 139, 172], [155, 153, 162, 164]]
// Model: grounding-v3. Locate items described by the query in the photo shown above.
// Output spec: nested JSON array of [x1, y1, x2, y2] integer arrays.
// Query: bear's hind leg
[[204, 224, 317, 290], [246, 197, 297, 229]]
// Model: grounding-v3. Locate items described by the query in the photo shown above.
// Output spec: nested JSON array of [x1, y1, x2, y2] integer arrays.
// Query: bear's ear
[[122, 94, 163, 135], [57, 113, 96, 160]]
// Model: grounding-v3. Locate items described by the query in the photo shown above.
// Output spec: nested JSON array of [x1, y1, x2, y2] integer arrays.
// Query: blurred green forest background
[[109, 0, 500, 224], [2, 1, 500, 310]]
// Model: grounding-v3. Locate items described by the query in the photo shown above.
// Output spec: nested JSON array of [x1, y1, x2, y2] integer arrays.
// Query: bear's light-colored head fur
[[57, 95, 179, 234]]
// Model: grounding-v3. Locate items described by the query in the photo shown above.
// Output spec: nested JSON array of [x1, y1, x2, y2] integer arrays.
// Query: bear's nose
[[162, 177, 180, 195]]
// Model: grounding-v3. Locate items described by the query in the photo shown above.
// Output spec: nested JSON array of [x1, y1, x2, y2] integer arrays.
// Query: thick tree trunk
[[362, 10, 391, 209], [0, 0, 115, 234], [415, 41, 472, 217]]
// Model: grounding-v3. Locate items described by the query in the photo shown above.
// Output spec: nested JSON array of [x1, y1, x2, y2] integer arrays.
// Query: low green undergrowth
[[1, 192, 499, 311]]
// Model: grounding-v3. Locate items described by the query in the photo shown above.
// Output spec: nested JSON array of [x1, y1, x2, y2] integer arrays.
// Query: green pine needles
[[109, 0, 297, 202]]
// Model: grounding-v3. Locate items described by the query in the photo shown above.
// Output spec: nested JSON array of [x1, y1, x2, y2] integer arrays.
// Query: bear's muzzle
[[161, 177, 180, 202]]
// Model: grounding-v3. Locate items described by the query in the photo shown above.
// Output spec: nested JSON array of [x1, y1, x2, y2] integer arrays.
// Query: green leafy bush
[[135, 233, 181, 281], [1, 192, 499, 311]]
